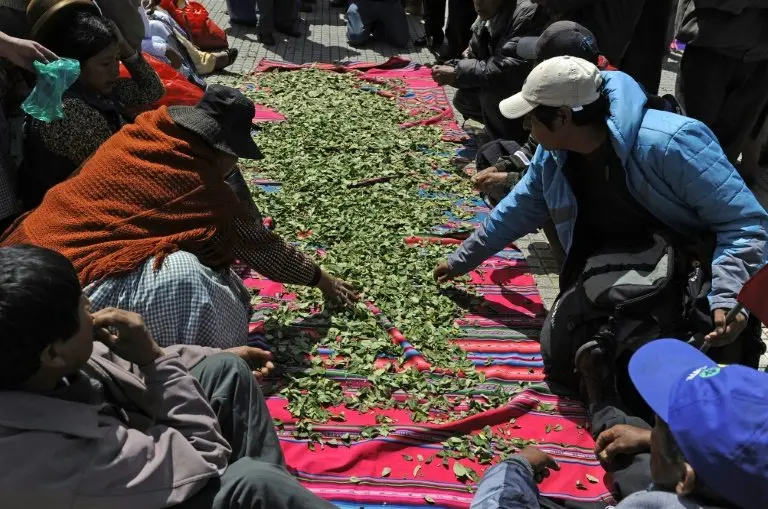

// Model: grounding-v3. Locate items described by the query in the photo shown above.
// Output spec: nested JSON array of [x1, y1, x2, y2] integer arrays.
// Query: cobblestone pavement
[[202, 0, 767, 364]]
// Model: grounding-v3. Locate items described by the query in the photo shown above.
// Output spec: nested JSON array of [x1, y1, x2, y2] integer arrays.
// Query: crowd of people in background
[[0, 0, 767, 508]]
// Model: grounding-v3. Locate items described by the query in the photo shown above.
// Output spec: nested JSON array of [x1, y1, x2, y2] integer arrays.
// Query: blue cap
[[629, 339, 768, 509]]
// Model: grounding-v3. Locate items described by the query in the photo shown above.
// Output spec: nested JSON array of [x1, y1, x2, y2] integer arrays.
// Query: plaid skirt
[[85, 251, 251, 348]]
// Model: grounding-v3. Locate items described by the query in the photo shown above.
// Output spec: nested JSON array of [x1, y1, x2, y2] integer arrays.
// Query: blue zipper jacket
[[447, 71, 768, 312], [470, 456, 725, 509]]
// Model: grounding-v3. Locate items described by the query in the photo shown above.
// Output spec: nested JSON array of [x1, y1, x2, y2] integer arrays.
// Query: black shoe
[[226, 48, 239, 66], [276, 25, 302, 37], [415, 34, 444, 50], [330, 0, 346, 7], [258, 33, 277, 46], [231, 17, 258, 27]]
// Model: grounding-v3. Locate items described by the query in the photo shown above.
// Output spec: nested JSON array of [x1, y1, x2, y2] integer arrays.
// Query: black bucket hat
[[169, 84, 263, 160]]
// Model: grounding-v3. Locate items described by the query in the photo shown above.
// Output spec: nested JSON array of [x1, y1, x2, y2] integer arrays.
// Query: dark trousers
[[422, 0, 446, 43], [588, 403, 653, 499], [445, 0, 475, 58], [227, 0, 297, 33], [619, 0, 675, 95], [680, 45, 768, 176], [176, 354, 338, 509], [454, 88, 527, 143], [347, 0, 410, 47]]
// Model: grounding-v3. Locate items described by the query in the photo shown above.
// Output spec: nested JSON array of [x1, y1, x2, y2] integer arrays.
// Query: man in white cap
[[434, 56, 768, 391]]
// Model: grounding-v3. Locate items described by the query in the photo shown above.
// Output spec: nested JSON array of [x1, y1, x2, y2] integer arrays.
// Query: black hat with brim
[[169, 84, 263, 160]]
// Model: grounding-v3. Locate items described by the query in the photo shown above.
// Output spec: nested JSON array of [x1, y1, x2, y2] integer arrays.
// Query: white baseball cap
[[499, 56, 603, 119]]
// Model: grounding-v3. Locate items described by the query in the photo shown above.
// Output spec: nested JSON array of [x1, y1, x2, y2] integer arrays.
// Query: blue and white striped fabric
[[85, 250, 251, 349]]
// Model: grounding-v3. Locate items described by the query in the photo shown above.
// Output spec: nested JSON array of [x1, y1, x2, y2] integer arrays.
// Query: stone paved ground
[[202, 0, 767, 364]]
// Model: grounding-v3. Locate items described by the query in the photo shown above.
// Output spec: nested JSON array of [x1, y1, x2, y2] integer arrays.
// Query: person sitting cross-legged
[[0, 244, 340, 509], [470, 338, 768, 509]]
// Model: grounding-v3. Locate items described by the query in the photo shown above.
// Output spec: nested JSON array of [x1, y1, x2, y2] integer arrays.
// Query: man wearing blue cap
[[470, 338, 768, 508]]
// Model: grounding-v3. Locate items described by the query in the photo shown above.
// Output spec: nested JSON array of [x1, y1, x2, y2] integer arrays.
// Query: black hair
[[41, 11, 119, 64], [531, 88, 611, 131], [0, 245, 82, 389]]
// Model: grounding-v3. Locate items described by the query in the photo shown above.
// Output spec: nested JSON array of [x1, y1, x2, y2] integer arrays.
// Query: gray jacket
[[0, 343, 229, 509], [676, 0, 768, 61]]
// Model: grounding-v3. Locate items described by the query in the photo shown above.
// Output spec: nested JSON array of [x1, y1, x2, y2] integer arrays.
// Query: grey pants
[[176, 354, 338, 509]]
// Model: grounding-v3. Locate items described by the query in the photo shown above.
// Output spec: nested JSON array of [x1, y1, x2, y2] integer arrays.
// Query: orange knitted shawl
[[1, 106, 249, 286]]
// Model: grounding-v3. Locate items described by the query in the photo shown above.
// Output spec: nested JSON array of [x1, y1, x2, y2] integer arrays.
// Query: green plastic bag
[[22, 59, 81, 123]]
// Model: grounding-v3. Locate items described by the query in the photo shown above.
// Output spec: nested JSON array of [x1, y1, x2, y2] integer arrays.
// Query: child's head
[[0, 245, 94, 390]]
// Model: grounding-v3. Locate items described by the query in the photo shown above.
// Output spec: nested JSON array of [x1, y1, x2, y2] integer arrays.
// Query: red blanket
[[237, 246, 613, 508], [238, 60, 614, 509], [250, 57, 467, 142]]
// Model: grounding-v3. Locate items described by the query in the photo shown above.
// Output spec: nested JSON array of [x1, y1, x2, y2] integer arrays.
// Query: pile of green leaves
[[240, 70, 526, 457]]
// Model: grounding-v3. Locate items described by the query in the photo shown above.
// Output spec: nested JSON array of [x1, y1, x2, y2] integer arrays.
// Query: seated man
[[346, 0, 410, 48], [0, 244, 338, 509], [435, 56, 768, 395], [431, 0, 548, 142], [470, 339, 768, 508]]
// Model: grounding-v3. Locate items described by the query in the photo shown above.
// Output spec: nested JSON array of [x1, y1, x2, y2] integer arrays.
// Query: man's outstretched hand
[[594, 424, 651, 467], [518, 446, 560, 483], [225, 346, 275, 380]]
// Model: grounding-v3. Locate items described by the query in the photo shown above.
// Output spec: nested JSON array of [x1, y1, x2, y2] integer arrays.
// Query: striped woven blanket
[[237, 248, 613, 509], [237, 59, 615, 509]]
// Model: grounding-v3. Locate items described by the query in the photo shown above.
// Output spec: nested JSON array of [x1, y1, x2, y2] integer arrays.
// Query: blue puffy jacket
[[448, 70, 768, 312]]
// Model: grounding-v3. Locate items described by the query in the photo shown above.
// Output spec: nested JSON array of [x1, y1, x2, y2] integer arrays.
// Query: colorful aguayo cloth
[[236, 59, 614, 509]]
